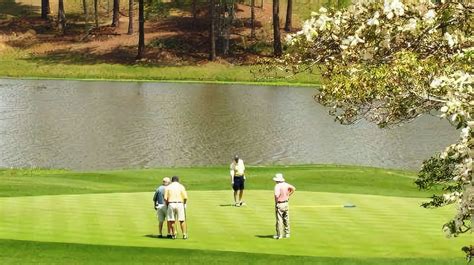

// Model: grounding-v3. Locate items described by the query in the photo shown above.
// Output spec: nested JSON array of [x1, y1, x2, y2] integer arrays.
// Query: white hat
[[273, 173, 285, 182], [162, 177, 171, 183]]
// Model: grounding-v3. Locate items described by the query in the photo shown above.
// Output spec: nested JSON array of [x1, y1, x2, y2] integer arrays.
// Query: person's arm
[[153, 190, 158, 209], [164, 188, 169, 206], [288, 184, 296, 197], [182, 188, 188, 207], [242, 160, 246, 180], [230, 163, 235, 184]]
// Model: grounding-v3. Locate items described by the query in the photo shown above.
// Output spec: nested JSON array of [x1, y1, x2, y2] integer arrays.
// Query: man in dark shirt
[[153, 177, 171, 238]]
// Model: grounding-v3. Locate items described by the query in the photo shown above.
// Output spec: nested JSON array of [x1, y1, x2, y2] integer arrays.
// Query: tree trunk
[[272, 0, 282, 56], [41, 0, 50, 19], [209, 0, 216, 61], [192, 0, 197, 23], [284, 0, 292, 32], [58, 0, 66, 34], [137, 0, 145, 59], [112, 0, 120, 27], [94, 0, 99, 28], [128, 0, 134, 34], [250, 0, 255, 38], [82, 0, 88, 16]]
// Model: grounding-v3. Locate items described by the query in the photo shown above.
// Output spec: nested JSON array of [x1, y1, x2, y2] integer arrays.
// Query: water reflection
[[0, 79, 457, 170]]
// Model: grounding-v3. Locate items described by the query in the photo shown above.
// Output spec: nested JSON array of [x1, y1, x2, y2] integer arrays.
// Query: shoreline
[[0, 75, 320, 88]]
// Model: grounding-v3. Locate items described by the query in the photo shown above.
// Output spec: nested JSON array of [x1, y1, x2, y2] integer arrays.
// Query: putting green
[[0, 190, 470, 258]]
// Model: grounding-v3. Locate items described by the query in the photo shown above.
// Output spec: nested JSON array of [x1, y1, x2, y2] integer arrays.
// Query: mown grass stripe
[[0, 165, 431, 198], [0, 238, 468, 265]]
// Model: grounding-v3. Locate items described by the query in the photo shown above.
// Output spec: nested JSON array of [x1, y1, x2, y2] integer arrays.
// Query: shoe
[[172, 234, 177, 239], [283, 234, 290, 238], [183, 234, 188, 240], [166, 234, 173, 239], [239, 201, 243, 206], [234, 203, 240, 207], [273, 235, 282, 240]]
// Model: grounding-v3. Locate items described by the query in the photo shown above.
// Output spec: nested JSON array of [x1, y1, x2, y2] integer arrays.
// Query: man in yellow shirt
[[164, 176, 188, 239], [230, 155, 246, 207]]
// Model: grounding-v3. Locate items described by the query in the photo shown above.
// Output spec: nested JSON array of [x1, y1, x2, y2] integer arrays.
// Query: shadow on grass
[[144, 234, 159, 239], [7, 9, 269, 67], [24, 46, 140, 65], [255, 235, 274, 239], [0, 0, 39, 18]]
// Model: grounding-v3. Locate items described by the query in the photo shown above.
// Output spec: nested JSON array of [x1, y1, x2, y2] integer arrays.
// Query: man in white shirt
[[230, 155, 246, 207]]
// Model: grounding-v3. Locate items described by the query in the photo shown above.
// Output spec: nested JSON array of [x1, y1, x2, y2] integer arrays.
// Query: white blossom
[[315, 14, 331, 31], [384, 0, 405, 19], [430, 78, 443, 88], [444, 32, 457, 48], [342, 35, 365, 47], [423, 9, 436, 24], [402, 18, 417, 31], [367, 11, 380, 26]]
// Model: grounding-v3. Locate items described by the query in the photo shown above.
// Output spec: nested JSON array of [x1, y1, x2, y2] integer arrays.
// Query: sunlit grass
[[0, 165, 470, 264], [0, 51, 320, 85]]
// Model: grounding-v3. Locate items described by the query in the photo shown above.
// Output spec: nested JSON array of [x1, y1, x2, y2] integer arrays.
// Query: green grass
[[0, 165, 471, 264], [0, 165, 431, 197], [0, 51, 320, 85], [0, 239, 467, 265], [1, 190, 470, 257]]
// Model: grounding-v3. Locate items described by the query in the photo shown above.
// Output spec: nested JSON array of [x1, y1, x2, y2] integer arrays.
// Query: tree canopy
[[280, 0, 473, 237]]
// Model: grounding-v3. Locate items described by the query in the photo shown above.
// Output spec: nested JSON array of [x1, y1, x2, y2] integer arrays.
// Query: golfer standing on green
[[153, 177, 171, 238], [273, 173, 295, 239], [164, 176, 188, 239], [230, 155, 246, 207]]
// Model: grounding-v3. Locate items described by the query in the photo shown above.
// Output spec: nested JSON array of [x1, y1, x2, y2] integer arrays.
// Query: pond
[[0, 79, 457, 170]]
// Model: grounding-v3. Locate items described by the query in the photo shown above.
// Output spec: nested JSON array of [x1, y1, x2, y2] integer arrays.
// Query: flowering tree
[[280, 0, 473, 237]]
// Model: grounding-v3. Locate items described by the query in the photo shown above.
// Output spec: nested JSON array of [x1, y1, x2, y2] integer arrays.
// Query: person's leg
[[176, 204, 187, 239], [167, 204, 177, 239], [180, 221, 187, 238], [159, 221, 164, 236], [283, 209, 290, 237], [168, 221, 175, 238], [274, 205, 283, 238], [158, 206, 165, 236], [233, 190, 238, 205], [238, 189, 244, 204]]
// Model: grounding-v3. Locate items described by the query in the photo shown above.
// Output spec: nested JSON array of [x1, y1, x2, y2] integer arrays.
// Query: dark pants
[[232, 176, 245, 191]]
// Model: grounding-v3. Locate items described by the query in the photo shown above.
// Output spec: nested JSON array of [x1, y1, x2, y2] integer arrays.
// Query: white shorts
[[167, 203, 185, 221], [156, 204, 167, 222]]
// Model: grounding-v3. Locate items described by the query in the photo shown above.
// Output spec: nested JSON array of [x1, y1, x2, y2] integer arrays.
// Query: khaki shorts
[[167, 203, 186, 221], [156, 204, 167, 222]]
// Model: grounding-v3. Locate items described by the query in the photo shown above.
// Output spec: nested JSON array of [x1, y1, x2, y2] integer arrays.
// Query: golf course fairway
[[0, 165, 472, 264]]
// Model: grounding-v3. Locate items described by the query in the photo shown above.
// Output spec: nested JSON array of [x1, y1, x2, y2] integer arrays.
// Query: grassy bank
[[1, 0, 328, 85], [0, 50, 320, 85]]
